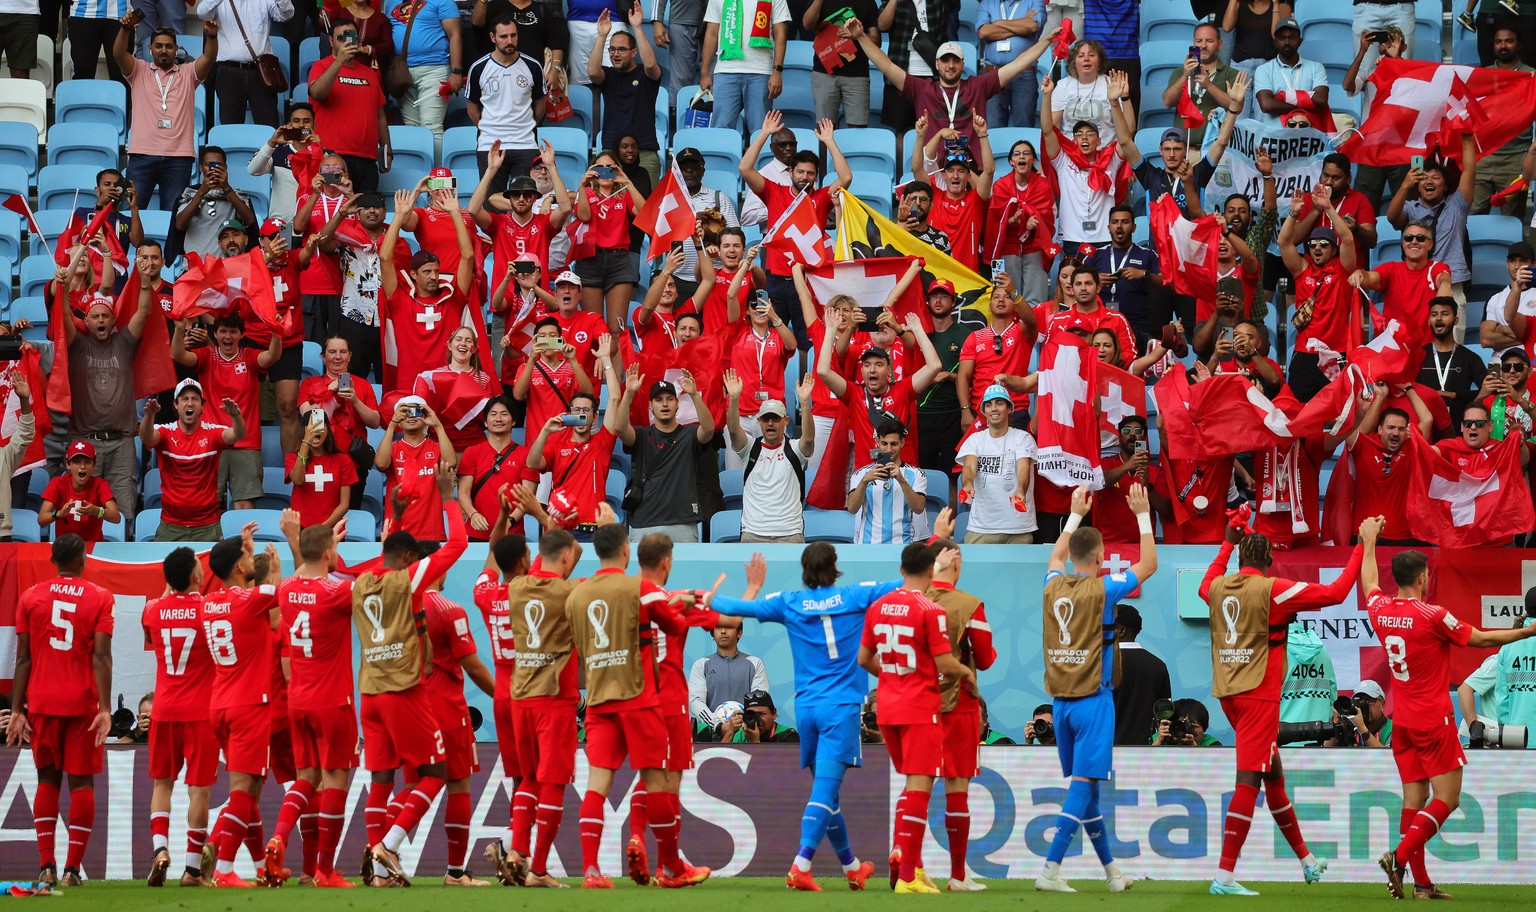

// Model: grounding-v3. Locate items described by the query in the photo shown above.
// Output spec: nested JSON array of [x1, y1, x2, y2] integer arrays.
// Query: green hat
[[217, 219, 247, 235]]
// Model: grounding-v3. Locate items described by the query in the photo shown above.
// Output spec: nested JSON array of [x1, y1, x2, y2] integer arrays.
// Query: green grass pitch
[[19, 878, 1531, 910]]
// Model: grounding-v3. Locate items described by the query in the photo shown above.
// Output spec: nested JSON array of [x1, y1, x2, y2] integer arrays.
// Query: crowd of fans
[[2, 0, 1536, 547]]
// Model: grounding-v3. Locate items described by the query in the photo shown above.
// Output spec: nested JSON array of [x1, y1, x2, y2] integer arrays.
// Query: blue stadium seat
[[784, 40, 815, 87], [30, 211, 72, 256], [1139, 41, 1191, 115], [846, 171, 893, 218], [256, 467, 293, 510], [560, 82, 595, 136], [869, 70, 885, 118], [1300, 16, 1355, 50], [720, 469, 744, 509], [343, 509, 377, 542], [1413, 17, 1441, 63], [0, 122, 40, 178], [0, 211, 20, 263], [302, 340, 322, 377], [11, 509, 43, 542], [261, 425, 283, 467], [135, 508, 163, 541], [222, 509, 289, 541], [138, 209, 172, 249], [987, 127, 1042, 164], [803, 509, 854, 543], [1469, 213, 1523, 244], [7, 295, 46, 327], [922, 469, 950, 516], [0, 257, 11, 310], [226, 167, 271, 214], [100, 514, 125, 542], [835, 128, 898, 178], [46, 123, 119, 170], [541, 126, 594, 182], [176, 33, 204, 61], [708, 509, 742, 542], [21, 255, 54, 300], [774, 79, 818, 130], [142, 468, 164, 509], [672, 127, 743, 176], [271, 35, 291, 82], [1143, 3, 1196, 43], [208, 123, 274, 175], [380, 126, 435, 192], [38, 165, 101, 211], [442, 126, 479, 178], [55, 79, 128, 144], [298, 36, 324, 82]]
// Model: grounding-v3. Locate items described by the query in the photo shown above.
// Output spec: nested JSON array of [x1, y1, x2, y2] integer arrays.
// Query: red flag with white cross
[[762, 189, 832, 268], [1406, 433, 1534, 548], [1339, 58, 1536, 165], [1035, 334, 1103, 490], [634, 162, 697, 259]]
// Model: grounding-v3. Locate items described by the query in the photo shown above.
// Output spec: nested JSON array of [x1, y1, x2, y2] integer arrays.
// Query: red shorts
[[289, 704, 359, 772], [360, 688, 445, 772], [148, 719, 220, 786], [881, 721, 943, 778], [493, 694, 521, 779], [512, 700, 578, 785], [1220, 696, 1280, 773], [941, 711, 981, 779], [268, 725, 297, 784], [213, 704, 271, 777], [1391, 723, 1466, 782], [28, 713, 104, 777], [664, 713, 694, 772], [431, 692, 479, 781], [585, 706, 667, 771]]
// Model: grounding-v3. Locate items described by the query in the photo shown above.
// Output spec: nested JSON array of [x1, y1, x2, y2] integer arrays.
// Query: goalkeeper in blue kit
[[707, 543, 898, 891]]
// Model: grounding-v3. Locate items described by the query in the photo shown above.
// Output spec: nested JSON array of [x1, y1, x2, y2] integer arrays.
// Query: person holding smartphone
[[307, 19, 391, 192], [249, 103, 323, 225], [512, 318, 595, 448], [173, 146, 258, 257], [374, 395, 458, 541], [299, 333, 382, 507], [117, 16, 221, 211], [572, 150, 647, 328]]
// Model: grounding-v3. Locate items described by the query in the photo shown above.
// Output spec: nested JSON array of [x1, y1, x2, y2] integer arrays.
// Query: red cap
[[430, 167, 453, 179], [259, 217, 287, 237], [67, 440, 97, 462], [927, 278, 956, 296]]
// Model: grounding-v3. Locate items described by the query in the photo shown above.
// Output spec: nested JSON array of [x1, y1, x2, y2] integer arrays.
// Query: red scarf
[[1050, 128, 1118, 195]]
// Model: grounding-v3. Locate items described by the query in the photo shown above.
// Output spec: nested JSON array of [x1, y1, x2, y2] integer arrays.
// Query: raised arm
[[139, 399, 162, 449], [820, 119, 853, 191], [996, 27, 1059, 85], [379, 189, 412, 298], [1048, 485, 1091, 572], [740, 110, 782, 197], [814, 307, 851, 398], [847, 17, 905, 90]]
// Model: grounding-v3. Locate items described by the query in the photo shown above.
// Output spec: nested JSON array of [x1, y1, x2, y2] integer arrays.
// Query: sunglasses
[[1122, 426, 1146, 437], [992, 333, 1004, 356], [1463, 419, 1490, 429], [1503, 362, 1528, 373], [1402, 234, 1432, 243], [1305, 239, 1333, 249], [512, 190, 538, 199]]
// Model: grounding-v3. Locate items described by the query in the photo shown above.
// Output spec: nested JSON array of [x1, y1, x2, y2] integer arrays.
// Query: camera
[[512, 260, 539, 275], [1277, 719, 1355, 746], [403, 405, 425, 418], [1032, 719, 1054, 743], [1154, 699, 1187, 741], [1468, 720, 1528, 749], [862, 710, 878, 730], [559, 414, 585, 427]]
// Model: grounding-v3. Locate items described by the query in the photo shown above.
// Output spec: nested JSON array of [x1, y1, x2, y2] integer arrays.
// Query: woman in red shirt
[[571, 150, 647, 327], [512, 318, 594, 441], [286, 410, 358, 529], [413, 326, 498, 453], [988, 139, 1056, 304]]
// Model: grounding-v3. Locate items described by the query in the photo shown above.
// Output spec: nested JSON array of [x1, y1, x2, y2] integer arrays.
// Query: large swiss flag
[[763, 189, 832, 267], [1339, 58, 1536, 165], [1149, 195, 1221, 303], [1406, 433, 1534, 548], [1034, 334, 1102, 489]]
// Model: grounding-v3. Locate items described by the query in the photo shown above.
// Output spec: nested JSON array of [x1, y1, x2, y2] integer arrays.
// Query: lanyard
[[750, 329, 772, 380], [152, 65, 176, 113], [940, 84, 962, 127], [317, 191, 343, 224], [1430, 346, 1452, 391]]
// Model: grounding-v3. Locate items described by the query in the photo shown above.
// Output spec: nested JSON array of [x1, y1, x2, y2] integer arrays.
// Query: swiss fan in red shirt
[[286, 414, 358, 528], [40, 442, 120, 542], [144, 380, 243, 532], [921, 148, 991, 271], [295, 177, 352, 296], [455, 399, 538, 540], [1359, 253, 1453, 340], [172, 314, 282, 451], [514, 320, 595, 444], [728, 308, 797, 405], [379, 188, 479, 393], [957, 288, 1038, 414], [529, 413, 616, 527], [376, 395, 455, 541], [298, 336, 382, 456], [742, 114, 850, 278]]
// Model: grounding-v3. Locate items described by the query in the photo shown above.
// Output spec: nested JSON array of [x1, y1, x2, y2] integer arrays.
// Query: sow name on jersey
[[363, 642, 405, 663], [799, 594, 844, 613], [1047, 647, 1090, 665], [51, 583, 87, 597], [1375, 615, 1414, 630], [586, 648, 632, 669], [1218, 647, 1256, 664], [290, 592, 318, 604]]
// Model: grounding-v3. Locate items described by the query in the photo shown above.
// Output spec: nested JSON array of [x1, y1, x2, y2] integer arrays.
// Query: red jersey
[[277, 574, 355, 709], [1160, 454, 1233, 544], [929, 188, 986, 270], [142, 593, 215, 722], [544, 427, 616, 523], [861, 587, 952, 725], [1348, 433, 1413, 540], [40, 474, 115, 542], [269, 626, 289, 728], [1364, 589, 1474, 729], [299, 191, 351, 294], [580, 189, 636, 251], [155, 421, 229, 527], [195, 346, 263, 449], [1042, 305, 1136, 368], [457, 439, 538, 539], [490, 211, 553, 277], [701, 271, 750, 340], [473, 571, 517, 701], [1096, 454, 1166, 542], [423, 590, 478, 707], [298, 373, 380, 454], [653, 595, 720, 717], [150, 279, 174, 319], [306, 58, 384, 157], [243, 258, 305, 351], [412, 206, 482, 285], [385, 435, 447, 540], [381, 282, 471, 393], [285, 450, 358, 528], [808, 320, 853, 418], [1293, 258, 1357, 353], [1196, 264, 1258, 323], [524, 356, 580, 446], [1376, 259, 1451, 335], [553, 308, 608, 379], [842, 378, 919, 466], [729, 326, 792, 404], [200, 583, 278, 710], [762, 183, 833, 275], [959, 319, 1036, 411], [16, 576, 115, 716], [635, 302, 693, 349]]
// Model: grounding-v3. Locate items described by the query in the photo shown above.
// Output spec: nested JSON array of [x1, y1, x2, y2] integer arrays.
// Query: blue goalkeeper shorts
[[1053, 690, 1114, 780], [797, 702, 863, 777]]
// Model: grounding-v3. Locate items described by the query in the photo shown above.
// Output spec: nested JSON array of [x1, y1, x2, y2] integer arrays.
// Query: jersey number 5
[[872, 623, 917, 675], [48, 599, 77, 651]]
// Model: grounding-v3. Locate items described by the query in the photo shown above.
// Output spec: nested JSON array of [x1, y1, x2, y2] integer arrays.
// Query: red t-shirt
[[200, 583, 278, 710], [581, 188, 635, 251], [635, 302, 695, 349], [959, 319, 1036, 411], [1376, 259, 1451, 336], [285, 450, 359, 527], [861, 587, 952, 726], [490, 211, 553, 278], [544, 427, 616, 523], [277, 574, 356, 709], [1294, 258, 1356, 353], [457, 439, 538, 538], [1160, 454, 1233, 544], [554, 308, 609, 379], [412, 206, 480, 284], [299, 373, 380, 454], [142, 593, 215, 722], [40, 475, 115, 542], [808, 319, 853, 418], [1364, 589, 1473, 729], [195, 346, 263, 450], [762, 183, 833, 275], [386, 435, 447, 540], [16, 576, 115, 716], [929, 188, 986, 271], [244, 258, 305, 350], [730, 327, 793, 404], [1348, 433, 1413, 540], [307, 58, 385, 157], [423, 590, 477, 707], [1096, 453, 1166, 542], [525, 357, 580, 444], [1042, 305, 1136, 368], [843, 378, 918, 466], [382, 283, 471, 393], [701, 271, 750, 340], [155, 422, 229, 527], [473, 571, 517, 701], [299, 191, 351, 295], [1196, 264, 1258, 322]]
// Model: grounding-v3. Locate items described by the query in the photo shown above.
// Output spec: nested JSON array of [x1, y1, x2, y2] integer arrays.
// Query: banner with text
[[1204, 115, 1332, 217]]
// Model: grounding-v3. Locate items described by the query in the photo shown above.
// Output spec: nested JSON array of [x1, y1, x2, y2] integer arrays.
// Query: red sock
[[511, 781, 537, 856], [1399, 808, 1432, 885], [299, 812, 319, 877], [1264, 777, 1310, 860], [217, 790, 255, 864], [647, 788, 680, 875], [445, 791, 471, 872], [387, 785, 409, 829], [896, 790, 930, 883], [384, 777, 443, 849], [1396, 800, 1451, 869], [64, 787, 94, 870], [630, 788, 648, 842], [316, 788, 346, 876], [365, 782, 393, 847], [275, 780, 314, 843], [945, 792, 969, 882], [532, 782, 565, 874], [34, 781, 59, 868], [890, 791, 908, 854], [579, 790, 605, 875], [244, 812, 265, 863], [185, 827, 208, 873], [150, 810, 171, 850], [1219, 783, 1260, 874]]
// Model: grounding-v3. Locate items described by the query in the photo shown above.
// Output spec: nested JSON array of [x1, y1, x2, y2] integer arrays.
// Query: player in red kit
[[273, 511, 363, 887], [1361, 534, 1536, 900], [7, 536, 115, 888], [141, 548, 219, 886], [200, 530, 284, 887], [857, 542, 975, 895]]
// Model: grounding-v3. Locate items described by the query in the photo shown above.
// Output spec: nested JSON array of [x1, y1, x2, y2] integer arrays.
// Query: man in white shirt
[[1478, 241, 1536, 356], [956, 383, 1036, 543], [726, 378, 814, 543], [194, 0, 293, 126], [466, 16, 547, 189], [1040, 71, 1123, 249], [737, 126, 795, 228], [847, 418, 929, 544], [1253, 18, 1329, 129], [700, 0, 790, 133]]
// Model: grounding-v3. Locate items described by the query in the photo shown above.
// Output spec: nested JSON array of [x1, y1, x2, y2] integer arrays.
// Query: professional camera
[[1032, 719, 1054, 743], [1468, 720, 1528, 749], [108, 694, 137, 740], [1277, 697, 1357, 746], [1154, 699, 1187, 741], [862, 710, 878, 730]]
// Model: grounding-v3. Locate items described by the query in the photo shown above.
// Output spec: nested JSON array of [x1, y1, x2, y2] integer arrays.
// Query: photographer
[[847, 418, 929, 544], [114, 693, 154, 744], [1153, 698, 1222, 746], [1024, 704, 1055, 746], [1343, 680, 1392, 747], [1457, 595, 1536, 743], [861, 692, 884, 744], [173, 146, 258, 258], [739, 690, 799, 743]]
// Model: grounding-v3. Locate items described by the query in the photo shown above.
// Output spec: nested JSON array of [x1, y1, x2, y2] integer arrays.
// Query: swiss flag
[[1149, 195, 1221, 303], [1096, 362, 1145, 444], [800, 257, 932, 332], [1286, 365, 1366, 441], [1349, 318, 1421, 386], [1339, 58, 1536, 165], [413, 368, 495, 433], [55, 204, 128, 273], [0, 193, 42, 237], [1035, 334, 1103, 489], [634, 163, 698, 259], [1151, 364, 1199, 462], [763, 189, 832, 268], [171, 251, 282, 330], [1407, 433, 1534, 548], [115, 267, 178, 400], [1176, 79, 1205, 128], [1189, 373, 1293, 456], [0, 348, 51, 475], [565, 218, 596, 265], [618, 329, 729, 429]]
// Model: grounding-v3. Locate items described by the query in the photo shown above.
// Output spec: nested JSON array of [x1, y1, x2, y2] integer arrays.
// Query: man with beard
[[1350, 219, 1453, 334], [1041, 266, 1136, 367], [1421, 297, 1489, 432], [613, 367, 717, 542], [1387, 136, 1477, 340], [669, 148, 740, 298], [1472, 27, 1534, 218], [139, 380, 246, 542], [1479, 243, 1536, 359], [378, 188, 478, 393], [1345, 392, 1433, 544], [1089, 206, 1161, 344], [895, 182, 952, 255], [1116, 72, 1248, 217], [1293, 153, 1379, 257], [470, 141, 573, 280], [115, 16, 219, 211], [815, 308, 942, 473], [1477, 347, 1536, 443], [1278, 186, 1360, 400], [917, 280, 968, 474], [1254, 18, 1329, 129], [739, 125, 798, 229]]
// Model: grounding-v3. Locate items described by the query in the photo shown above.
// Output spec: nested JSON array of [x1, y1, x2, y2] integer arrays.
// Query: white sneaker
[[946, 877, 987, 892], [1035, 872, 1077, 893], [1107, 873, 1134, 893]]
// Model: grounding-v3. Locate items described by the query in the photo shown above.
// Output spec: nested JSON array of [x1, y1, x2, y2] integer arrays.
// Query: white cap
[[555, 270, 583, 287], [396, 394, 428, 409], [936, 41, 965, 59], [1354, 679, 1385, 701], [174, 378, 203, 399]]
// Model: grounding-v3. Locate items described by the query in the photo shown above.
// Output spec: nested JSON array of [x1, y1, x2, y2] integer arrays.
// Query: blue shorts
[[1053, 691, 1114, 780], [797, 702, 863, 777]]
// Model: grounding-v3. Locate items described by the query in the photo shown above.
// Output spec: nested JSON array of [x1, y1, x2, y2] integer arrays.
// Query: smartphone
[[426, 175, 456, 192], [593, 165, 616, 180], [337, 373, 352, 391], [338, 29, 358, 44], [1410, 154, 1425, 171], [1133, 439, 1147, 456], [559, 414, 585, 427], [874, 451, 894, 466], [858, 304, 884, 326], [670, 240, 685, 255], [512, 260, 538, 274], [308, 409, 326, 429], [990, 259, 1007, 280], [1217, 276, 1243, 300], [1187, 45, 1199, 60], [321, 171, 342, 185], [534, 336, 563, 352]]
